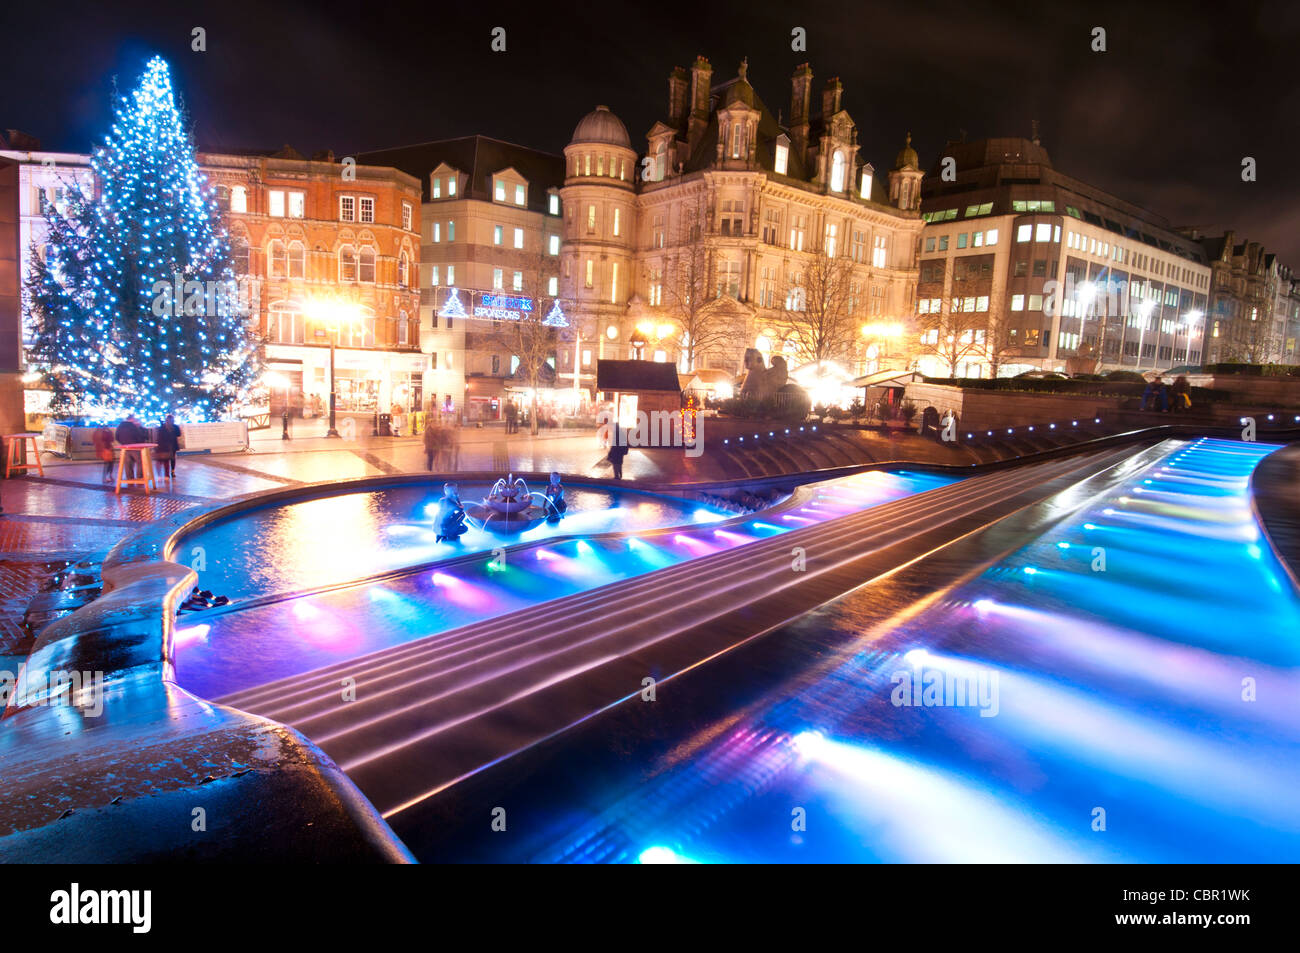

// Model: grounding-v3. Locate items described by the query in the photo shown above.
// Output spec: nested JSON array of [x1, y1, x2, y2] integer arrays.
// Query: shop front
[[264, 344, 429, 420]]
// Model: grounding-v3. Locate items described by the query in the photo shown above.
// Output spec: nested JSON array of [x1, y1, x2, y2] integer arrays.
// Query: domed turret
[[570, 105, 632, 148], [893, 132, 920, 171]]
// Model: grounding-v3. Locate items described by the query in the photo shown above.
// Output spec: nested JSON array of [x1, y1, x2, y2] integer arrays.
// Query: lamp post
[[1183, 309, 1203, 366], [312, 298, 357, 438]]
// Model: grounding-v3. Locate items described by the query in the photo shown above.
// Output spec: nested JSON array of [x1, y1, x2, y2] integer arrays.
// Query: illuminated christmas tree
[[26, 55, 261, 421]]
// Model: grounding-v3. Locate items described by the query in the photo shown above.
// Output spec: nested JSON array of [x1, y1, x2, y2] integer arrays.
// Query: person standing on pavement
[[504, 400, 518, 434], [155, 414, 182, 479]]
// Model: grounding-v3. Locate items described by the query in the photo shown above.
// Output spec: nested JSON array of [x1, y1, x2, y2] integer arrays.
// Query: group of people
[[422, 419, 461, 471], [92, 414, 183, 484], [1141, 375, 1192, 413]]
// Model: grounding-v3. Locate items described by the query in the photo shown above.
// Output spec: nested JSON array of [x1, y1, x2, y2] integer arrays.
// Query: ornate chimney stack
[[688, 56, 713, 152], [821, 77, 842, 119], [789, 63, 813, 164], [668, 66, 689, 131]]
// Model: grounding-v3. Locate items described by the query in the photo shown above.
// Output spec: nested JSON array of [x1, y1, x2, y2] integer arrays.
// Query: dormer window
[[494, 179, 506, 201], [830, 151, 847, 193], [515, 184, 526, 206], [774, 139, 789, 176], [548, 193, 560, 215], [860, 165, 874, 200], [731, 123, 744, 159], [447, 176, 456, 196], [432, 177, 441, 199]]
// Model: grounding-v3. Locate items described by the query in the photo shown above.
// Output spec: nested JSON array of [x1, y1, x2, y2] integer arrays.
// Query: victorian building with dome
[[558, 56, 927, 387]]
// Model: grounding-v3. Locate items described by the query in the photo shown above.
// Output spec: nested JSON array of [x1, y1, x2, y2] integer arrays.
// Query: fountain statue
[[435, 482, 468, 543]]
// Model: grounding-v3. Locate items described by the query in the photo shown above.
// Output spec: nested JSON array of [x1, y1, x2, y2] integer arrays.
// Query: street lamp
[[1183, 310, 1204, 366], [311, 298, 360, 438]]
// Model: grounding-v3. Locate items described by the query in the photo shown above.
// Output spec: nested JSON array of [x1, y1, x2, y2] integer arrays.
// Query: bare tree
[[1218, 305, 1279, 364], [657, 198, 746, 371], [772, 242, 859, 375], [919, 298, 986, 378], [488, 243, 570, 435]]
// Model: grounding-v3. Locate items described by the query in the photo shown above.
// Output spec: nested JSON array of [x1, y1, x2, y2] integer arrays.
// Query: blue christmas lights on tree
[[26, 55, 261, 422]]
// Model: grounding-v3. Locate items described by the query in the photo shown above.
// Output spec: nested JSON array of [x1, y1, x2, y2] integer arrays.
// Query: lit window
[[1029, 294, 1043, 311], [548, 235, 560, 255], [359, 197, 374, 223], [549, 194, 560, 215], [432, 223, 440, 243], [338, 245, 357, 281], [872, 235, 887, 267], [230, 186, 247, 213], [494, 225, 503, 245], [432, 178, 441, 199], [514, 227, 524, 249], [610, 262, 618, 302], [860, 169, 873, 199], [830, 151, 846, 192], [447, 176, 456, 196], [774, 141, 789, 175], [582, 349, 591, 366], [613, 208, 621, 237], [1011, 294, 1025, 311], [515, 184, 526, 206], [986, 229, 999, 245], [587, 205, 596, 233], [1036, 223, 1051, 242], [548, 276, 558, 295], [585, 259, 594, 288], [446, 265, 455, 285], [268, 190, 286, 217], [288, 192, 304, 218], [1017, 224, 1032, 242], [513, 271, 523, 291], [606, 325, 617, 340], [493, 268, 504, 290], [495, 179, 506, 201], [448, 220, 455, 242], [430, 264, 440, 286]]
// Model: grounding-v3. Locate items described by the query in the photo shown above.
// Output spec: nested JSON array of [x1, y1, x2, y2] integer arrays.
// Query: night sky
[[3, 0, 1296, 261]]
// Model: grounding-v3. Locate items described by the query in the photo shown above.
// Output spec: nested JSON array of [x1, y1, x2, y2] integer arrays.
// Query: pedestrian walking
[[92, 427, 115, 483], [606, 423, 628, 480], [423, 420, 440, 471]]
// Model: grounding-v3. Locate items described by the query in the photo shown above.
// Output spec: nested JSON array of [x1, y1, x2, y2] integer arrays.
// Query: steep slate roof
[[596, 359, 682, 392], [357, 135, 566, 211]]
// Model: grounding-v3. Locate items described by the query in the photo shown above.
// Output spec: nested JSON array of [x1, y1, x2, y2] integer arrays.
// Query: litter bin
[[378, 413, 392, 437]]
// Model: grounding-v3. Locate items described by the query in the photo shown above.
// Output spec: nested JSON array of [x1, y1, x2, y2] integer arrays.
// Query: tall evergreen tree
[[26, 55, 261, 421]]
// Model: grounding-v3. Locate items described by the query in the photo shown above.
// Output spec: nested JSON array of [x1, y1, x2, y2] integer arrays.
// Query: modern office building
[[917, 136, 1212, 376]]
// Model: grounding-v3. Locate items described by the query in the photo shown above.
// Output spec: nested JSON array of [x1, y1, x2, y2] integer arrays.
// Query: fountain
[[465, 473, 561, 533]]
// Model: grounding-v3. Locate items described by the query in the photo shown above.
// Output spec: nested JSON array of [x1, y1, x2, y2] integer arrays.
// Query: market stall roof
[[850, 369, 926, 388], [596, 359, 681, 393]]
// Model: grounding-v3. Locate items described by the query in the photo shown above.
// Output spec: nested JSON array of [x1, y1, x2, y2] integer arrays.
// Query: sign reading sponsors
[[474, 293, 534, 321]]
